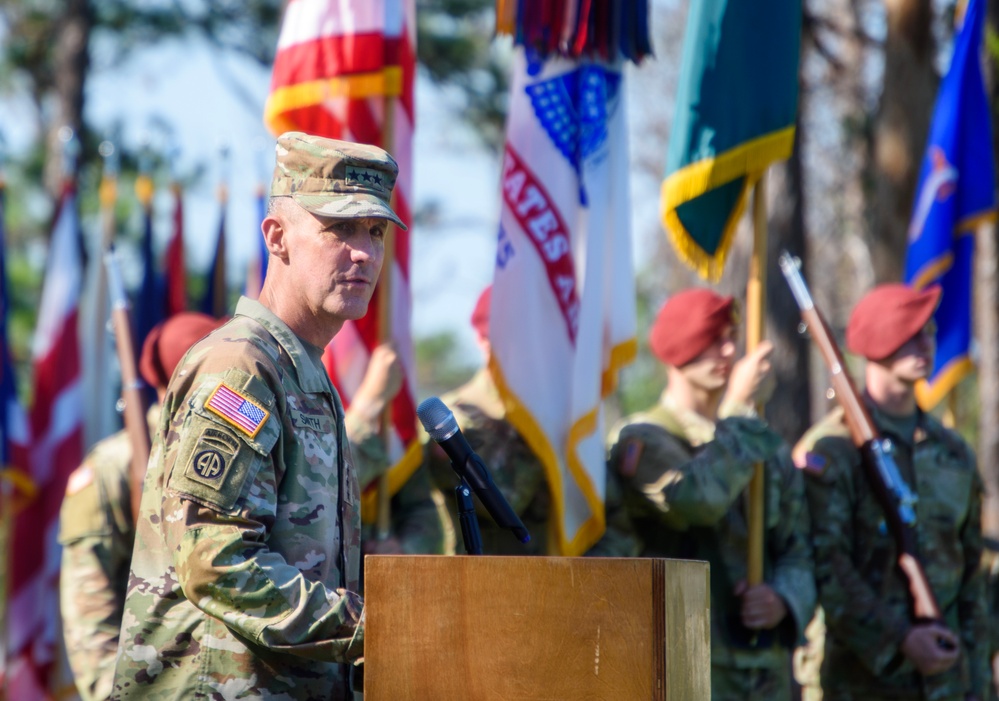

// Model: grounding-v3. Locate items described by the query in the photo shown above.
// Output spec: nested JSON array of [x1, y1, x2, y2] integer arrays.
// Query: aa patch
[[184, 427, 240, 490], [205, 382, 270, 438]]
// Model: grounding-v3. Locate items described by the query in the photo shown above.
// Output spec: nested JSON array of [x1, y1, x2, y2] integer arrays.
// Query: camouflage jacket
[[798, 402, 987, 700], [606, 394, 815, 671], [58, 407, 158, 701], [111, 297, 364, 701], [426, 369, 549, 556]]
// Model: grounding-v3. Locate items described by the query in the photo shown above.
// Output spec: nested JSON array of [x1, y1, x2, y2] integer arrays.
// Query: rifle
[[778, 252, 945, 626], [104, 246, 151, 524]]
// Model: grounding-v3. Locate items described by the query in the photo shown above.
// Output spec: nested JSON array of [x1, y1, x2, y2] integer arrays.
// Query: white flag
[[489, 52, 636, 556]]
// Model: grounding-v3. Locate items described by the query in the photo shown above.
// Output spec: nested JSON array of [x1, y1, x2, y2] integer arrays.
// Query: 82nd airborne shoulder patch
[[205, 382, 270, 439]]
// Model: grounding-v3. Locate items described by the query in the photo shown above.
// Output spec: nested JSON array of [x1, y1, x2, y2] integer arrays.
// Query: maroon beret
[[846, 283, 941, 361], [470, 285, 491, 339], [649, 288, 735, 367], [139, 312, 223, 390]]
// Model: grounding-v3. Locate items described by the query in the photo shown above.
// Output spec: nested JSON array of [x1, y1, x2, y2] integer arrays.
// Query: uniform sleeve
[[163, 368, 364, 663], [390, 465, 446, 554], [805, 435, 910, 676], [767, 446, 816, 644], [611, 416, 782, 530], [58, 463, 131, 701], [344, 406, 391, 488], [584, 467, 641, 557], [956, 454, 989, 700]]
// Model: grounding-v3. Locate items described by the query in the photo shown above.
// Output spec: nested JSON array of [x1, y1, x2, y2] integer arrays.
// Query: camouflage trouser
[[711, 664, 791, 701]]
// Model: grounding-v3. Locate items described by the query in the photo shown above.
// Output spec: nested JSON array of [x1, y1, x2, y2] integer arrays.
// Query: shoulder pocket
[[169, 368, 280, 511]]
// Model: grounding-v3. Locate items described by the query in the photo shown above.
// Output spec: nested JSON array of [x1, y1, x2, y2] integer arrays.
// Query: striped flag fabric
[[164, 182, 187, 317], [488, 51, 637, 555], [265, 0, 421, 514], [6, 181, 85, 698], [206, 383, 270, 438], [904, 0, 996, 409]]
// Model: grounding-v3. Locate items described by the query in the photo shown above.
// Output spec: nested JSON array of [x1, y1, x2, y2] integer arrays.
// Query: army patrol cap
[[846, 283, 941, 360], [271, 131, 407, 230], [650, 288, 736, 367]]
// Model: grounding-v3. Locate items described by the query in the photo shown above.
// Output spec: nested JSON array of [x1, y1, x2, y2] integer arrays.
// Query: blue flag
[[200, 201, 227, 318], [904, 0, 996, 410], [0, 185, 19, 467]]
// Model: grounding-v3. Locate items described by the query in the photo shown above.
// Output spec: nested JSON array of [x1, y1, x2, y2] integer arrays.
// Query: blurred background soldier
[[795, 284, 988, 701], [600, 288, 815, 701], [347, 342, 445, 571], [425, 286, 549, 555], [58, 311, 220, 701]]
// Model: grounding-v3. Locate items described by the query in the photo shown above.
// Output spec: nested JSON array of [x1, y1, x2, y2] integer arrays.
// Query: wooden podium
[[363, 556, 709, 700]]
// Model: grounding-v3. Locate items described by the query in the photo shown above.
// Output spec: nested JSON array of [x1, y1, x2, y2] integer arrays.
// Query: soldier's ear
[[261, 214, 289, 263]]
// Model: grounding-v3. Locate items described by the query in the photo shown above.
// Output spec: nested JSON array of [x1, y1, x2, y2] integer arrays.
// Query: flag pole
[[746, 174, 768, 586], [374, 91, 397, 540]]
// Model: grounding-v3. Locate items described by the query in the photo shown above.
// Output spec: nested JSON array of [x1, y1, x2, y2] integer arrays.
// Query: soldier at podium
[[599, 288, 815, 701], [111, 134, 406, 700]]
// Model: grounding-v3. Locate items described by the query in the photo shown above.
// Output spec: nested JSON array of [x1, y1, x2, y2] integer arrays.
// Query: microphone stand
[[454, 478, 483, 555]]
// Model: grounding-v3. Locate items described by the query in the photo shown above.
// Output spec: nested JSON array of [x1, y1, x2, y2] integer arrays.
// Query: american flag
[[5, 181, 85, 698], [207, 384, 268, 438]]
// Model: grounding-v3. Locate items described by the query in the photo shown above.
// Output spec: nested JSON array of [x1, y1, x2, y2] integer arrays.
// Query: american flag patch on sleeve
[[206, 383, 270, 438]]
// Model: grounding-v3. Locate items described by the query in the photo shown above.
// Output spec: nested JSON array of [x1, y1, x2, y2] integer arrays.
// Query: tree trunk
[[977, 0, 999, 541], [764, 121, 811, 442], [867, 0, 936, 283], [43, 0, 91, 195]]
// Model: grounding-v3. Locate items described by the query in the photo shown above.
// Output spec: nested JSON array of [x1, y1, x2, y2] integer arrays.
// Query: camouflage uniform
[[59, 407, 158, 701], [605, 394, 815, 701], [111, 297, 364, 701], [426, 369, 549, 556], [798, 402, 988, 701], [346, 412, 445, 560]]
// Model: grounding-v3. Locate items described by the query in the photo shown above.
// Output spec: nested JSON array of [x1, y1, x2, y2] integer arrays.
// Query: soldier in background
[[599, 288, 815, 701], [111, 133, 405, 700], [346, 343, 445, 565], [58, 311, 220, 701], [425, 286, 550, 555], [795, 284, 988, 701]]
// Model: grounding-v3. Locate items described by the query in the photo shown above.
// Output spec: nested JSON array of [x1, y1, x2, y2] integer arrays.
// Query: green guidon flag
[[662, 0, 802, 281]]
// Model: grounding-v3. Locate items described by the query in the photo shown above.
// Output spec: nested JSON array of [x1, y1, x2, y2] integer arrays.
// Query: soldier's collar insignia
[[206, 382, 270, 438]]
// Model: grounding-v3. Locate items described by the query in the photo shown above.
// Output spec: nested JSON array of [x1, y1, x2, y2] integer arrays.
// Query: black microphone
[[417, 397, 531, 544]]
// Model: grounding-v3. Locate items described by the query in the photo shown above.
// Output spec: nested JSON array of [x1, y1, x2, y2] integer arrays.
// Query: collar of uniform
[[864, 395, 923, 446], [465, 369, 506, 420], [233, 296, 332, 394], [657, 391, 717, 447]]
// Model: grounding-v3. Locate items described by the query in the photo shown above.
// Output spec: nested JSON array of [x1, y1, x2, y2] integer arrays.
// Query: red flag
[[265, 0, 420, 512], [164, 182, 187, 317], [6, 182, 84, 698]]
